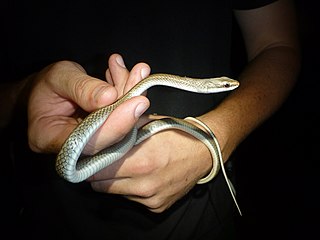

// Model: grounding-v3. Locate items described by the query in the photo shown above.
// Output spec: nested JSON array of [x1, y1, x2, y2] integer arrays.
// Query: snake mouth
[[225, 80, 240, 90]]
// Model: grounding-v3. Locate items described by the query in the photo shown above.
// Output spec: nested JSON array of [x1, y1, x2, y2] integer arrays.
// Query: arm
[[199, 0, 300, 161], [88, 0, 301, 213]]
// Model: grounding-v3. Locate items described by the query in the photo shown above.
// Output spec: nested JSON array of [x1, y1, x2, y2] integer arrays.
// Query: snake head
[[206, 76, 240, 93]]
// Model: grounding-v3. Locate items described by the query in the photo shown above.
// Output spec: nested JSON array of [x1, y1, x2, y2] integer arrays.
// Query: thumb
[[83, 95, 150, 155], [54, 61, 119, 112], [67, 75, 118, 112]]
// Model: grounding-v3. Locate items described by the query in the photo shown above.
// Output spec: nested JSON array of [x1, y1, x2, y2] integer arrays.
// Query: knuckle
[[28, 138, 41, 153], [111, 126, 132, 140], [135, 179, 158, 198], [132, 157, 157, 175], [149, 206, 167, 214], [27, 127, 43, 152], [145, 199, 163, 210], [74, 77, 92, 102], [144, 196, 170, 213]]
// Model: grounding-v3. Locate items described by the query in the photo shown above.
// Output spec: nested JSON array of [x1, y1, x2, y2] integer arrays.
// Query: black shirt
[[6, 1, 275, 239]]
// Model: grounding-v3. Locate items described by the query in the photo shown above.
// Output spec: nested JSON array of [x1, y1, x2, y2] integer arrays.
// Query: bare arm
[[199, 0, 301, 161], [85, 0, 301, 213]]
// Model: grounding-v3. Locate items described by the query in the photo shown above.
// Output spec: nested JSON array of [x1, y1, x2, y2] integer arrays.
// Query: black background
[[2, 0, 319, 239]]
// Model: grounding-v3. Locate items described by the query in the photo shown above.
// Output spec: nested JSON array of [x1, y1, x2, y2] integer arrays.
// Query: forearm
[[199, 45, 300, 161]]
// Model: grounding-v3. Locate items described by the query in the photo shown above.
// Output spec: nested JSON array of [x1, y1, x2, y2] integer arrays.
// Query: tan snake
[[55, 73, 241, 213]]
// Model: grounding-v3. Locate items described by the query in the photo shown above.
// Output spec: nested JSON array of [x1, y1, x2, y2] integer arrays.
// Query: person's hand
[[28, 54, 150, 155], [87, 101, 213, 213]]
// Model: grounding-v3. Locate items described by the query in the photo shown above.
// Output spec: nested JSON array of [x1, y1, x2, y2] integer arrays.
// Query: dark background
[[2, 0, 319, 239]]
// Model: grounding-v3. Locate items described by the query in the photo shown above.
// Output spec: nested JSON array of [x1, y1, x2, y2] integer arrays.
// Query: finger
[[107, 53, 129, 96], [136, 114, 168, 128], [105, 68, 113, 85], [90, 176, 167, 212], [52, 62, 119, 112], [28, 114, 80, 153], [90, 175, 157, 198], [123, 62, 150, 93], [82, 95, 150, 155], [28, 61, 117, 152], [29, 95, 149, 154], [107, 54, 150, 95]]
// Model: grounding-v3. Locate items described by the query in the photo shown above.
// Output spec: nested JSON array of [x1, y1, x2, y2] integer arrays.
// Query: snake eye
[[224, 83, 230, 88]]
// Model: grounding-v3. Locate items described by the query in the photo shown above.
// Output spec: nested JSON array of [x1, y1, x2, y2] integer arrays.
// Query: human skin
[[87, 0, 300, 213], [2, 0, 300, 214]]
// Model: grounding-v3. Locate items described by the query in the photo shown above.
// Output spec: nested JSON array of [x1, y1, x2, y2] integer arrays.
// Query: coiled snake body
[[55, 73, 241, 213]]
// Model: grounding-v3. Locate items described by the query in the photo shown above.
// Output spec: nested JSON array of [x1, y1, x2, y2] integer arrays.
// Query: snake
[[56, 73, 239, 182], [55, 73, 241, 214]]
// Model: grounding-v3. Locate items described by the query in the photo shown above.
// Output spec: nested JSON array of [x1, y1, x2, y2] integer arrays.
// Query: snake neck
[[112, 73, 239, 108], [122, 73, 198, 99]]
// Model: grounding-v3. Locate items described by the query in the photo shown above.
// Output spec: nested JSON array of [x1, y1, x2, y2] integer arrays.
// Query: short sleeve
[[232, 0, 278, 10]]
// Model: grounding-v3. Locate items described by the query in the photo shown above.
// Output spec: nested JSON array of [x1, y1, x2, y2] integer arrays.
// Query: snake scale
[[55, 73, 241, 214]]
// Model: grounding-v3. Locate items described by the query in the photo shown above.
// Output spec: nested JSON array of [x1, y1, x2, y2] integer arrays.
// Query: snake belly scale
[[56, 73, 239, 184]]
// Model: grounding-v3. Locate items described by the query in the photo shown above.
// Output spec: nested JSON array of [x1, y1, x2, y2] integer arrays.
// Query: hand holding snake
[[54, 54, 240, 213], [28, 54, 240, 213]]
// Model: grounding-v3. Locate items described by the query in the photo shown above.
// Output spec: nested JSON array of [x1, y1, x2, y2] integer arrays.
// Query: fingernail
[[141, 67, 149, 79], [116, 55, 126, 68], [135, 102, 148, 119]]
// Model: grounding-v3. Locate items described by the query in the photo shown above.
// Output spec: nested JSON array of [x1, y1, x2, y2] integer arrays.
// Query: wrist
[[196, 114, 236, 162], [184, 117, 222, 184]]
